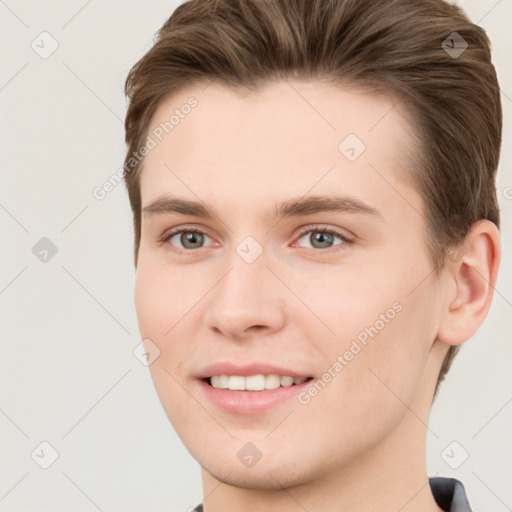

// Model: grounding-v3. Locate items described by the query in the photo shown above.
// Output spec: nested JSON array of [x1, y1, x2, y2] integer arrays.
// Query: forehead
[[139, 80, 421, 220]]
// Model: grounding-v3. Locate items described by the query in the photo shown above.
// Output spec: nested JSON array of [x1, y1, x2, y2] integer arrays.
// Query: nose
[[203, 253, 286, 341]]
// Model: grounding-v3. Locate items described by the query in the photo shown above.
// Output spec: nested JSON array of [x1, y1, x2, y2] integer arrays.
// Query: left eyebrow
[[272, 195, 382, 219], [141, 194, 383, 220]]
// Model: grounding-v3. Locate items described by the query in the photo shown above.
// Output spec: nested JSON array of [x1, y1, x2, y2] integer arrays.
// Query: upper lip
[[196, 362, 311, 380]]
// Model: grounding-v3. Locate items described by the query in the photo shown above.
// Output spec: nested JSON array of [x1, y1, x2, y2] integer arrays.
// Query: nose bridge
[[204, 237, 285, 338], [217, 242, 270, 309], [217, 230, 269, 296]]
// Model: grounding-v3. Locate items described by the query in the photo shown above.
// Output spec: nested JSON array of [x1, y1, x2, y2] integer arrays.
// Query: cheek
[[135, 267, 196, 425], [134, 269, 165, 337], [134, 262, 195, 338], [134, 263, 199, 376], [315, 258, 438, 408]]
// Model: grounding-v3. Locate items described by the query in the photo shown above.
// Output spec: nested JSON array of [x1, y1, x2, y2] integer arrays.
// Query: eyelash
[[293, 225, 352, 251], [158, 224, 353, 255]]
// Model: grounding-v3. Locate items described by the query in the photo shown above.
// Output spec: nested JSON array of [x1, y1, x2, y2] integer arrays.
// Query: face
[[134, 80, 447, 489]]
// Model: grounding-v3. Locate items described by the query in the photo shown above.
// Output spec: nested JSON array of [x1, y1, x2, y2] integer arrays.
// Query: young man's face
[[134, 80, 449, 489]]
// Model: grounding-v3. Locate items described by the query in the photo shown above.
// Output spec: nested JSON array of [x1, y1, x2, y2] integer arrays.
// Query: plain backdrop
[[0, 1, 511, 511]]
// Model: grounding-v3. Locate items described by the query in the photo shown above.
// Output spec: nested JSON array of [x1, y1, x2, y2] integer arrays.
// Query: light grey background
[[0, 1, 510, 511]]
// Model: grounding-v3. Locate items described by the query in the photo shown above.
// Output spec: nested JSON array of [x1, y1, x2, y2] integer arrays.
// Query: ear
[[437, 220, 501, 346]]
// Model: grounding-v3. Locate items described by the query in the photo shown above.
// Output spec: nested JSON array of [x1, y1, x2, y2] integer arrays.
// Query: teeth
[[209, 374, 309, 391], [246, 374, 266, 390], [280, 376, 294, 387], [265, 374, 281, 389], [228, 375, 245, 390]]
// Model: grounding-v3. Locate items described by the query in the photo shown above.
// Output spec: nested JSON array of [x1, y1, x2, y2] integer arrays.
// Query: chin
[[202, 459, 315, 491], [193, 440, 325, 491]]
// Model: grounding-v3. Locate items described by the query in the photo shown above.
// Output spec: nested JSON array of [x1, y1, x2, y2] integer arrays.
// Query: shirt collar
[[430, 477, 472, 512]]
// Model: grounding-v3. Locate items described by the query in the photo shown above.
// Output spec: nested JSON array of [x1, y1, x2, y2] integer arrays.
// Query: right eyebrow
[[142, 196, 214, 219], [141, 194, 383, 221]]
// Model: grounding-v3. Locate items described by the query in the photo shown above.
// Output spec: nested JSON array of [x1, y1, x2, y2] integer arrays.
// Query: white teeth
[[209, 374, 309, 391], [218, 375, 229, 388], [280, 376, 294, 387], [228, 375, 245, 390], [245, 374, 266, 390], [265, 374, 281, 389]]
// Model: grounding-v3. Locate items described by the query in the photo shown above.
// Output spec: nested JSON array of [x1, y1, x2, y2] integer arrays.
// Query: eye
[[294, 226, 350, 250], [163, 228, 214, 251], [158, 224, 352, 254]]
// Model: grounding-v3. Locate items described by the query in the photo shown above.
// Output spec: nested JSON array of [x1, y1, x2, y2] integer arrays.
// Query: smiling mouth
[[205, 374, 314, 391]]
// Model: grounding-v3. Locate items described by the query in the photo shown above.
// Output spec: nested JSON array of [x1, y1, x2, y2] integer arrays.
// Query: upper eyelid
[[295, 224, 351, 239], [164, 223, 349, 237], [163, 224, 213, 240]]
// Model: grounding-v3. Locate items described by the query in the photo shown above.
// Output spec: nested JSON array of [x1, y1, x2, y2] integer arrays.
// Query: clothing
[[191, 476, 471, 512], [430, 477, 472, 512]]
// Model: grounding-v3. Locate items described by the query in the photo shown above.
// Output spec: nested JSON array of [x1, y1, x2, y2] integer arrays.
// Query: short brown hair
[[123, 0, 502, 393]]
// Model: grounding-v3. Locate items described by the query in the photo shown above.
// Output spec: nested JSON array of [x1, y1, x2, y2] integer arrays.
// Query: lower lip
[[198, 379, 312, 414]]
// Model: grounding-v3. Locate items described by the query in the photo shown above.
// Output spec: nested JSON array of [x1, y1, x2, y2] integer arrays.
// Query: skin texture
[[134, 80, 500, 512]]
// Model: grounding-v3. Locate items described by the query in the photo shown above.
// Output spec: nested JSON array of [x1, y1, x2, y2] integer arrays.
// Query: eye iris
[[311, 231, 334, 249], [181, 231, 203, 249]]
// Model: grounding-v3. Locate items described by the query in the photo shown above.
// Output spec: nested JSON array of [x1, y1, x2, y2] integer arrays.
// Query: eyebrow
[[142, 194, 382, 221]]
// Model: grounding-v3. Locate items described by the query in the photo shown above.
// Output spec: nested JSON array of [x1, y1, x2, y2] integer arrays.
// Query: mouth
[[204, 374, 314, 391], [199, 373, 315, 414], [196, 363, 315, 413]]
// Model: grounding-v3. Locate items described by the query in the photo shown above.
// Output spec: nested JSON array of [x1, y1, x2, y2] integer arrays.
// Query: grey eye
[[297, 230, 344, 249], [170, 231, 212, 249]]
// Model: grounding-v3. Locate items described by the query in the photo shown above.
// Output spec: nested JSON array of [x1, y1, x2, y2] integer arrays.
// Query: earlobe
[[437, 220, 501, 347]]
